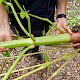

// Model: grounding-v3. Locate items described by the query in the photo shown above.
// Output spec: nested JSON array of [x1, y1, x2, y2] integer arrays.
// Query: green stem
[[0, 50, 55, 60], [6, 2, 30, 37], [13, 0, 64, 34], [14, 53, 73, 80], [26, 15, 32, 38], [0, 33, 71, 48], [13, 0, 35, 41], [29, 13, 65, 33], [25, 13, 35, 41], [48, 52, 78, 80], [2, 46, 33, 80], [0, 63, 45, 77], [13, 0, 23, 11], [14, 65, 46, 80]]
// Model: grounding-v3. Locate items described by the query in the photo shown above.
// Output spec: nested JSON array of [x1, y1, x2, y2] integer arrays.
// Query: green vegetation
[[0, 0, 80, 80]]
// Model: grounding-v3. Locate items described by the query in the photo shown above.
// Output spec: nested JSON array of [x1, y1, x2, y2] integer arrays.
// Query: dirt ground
[[0, 0, 80, 80]]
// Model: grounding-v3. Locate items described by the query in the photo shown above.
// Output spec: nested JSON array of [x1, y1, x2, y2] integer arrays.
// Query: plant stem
[[0, 63, 45, 77], [13, 0, 64, 34], [6, 2, 30, 37], [29, 13, 65, 33], [2, 46, 33, 80], [13, 53, 73, 80], [0, 49, 55, 60], [25, 12, 35, 41], [48, 51, 79, 80], [14, 65, 46, 80], [13, 0, 35, 41], [0, 52, 71, 78], [13, 0, 23, 11], [0, 33, 71, 48]]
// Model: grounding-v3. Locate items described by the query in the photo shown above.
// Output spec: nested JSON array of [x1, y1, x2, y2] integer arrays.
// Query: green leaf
[[3, 52, 10, 57], [0, 0, 3, 5], [20, 11, 26, 19]]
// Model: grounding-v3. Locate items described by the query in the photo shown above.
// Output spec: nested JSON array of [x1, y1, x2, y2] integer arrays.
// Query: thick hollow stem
[[0, 33, 71, 48], [1, 32, 80, 48]]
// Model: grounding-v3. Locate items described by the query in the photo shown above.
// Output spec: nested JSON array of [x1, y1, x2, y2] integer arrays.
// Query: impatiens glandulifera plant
[[0, 33, 80, 48], [0, 0, 80, 80]]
